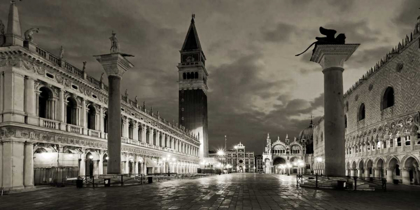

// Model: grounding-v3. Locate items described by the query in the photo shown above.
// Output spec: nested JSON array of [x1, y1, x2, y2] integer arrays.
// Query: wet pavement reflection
[[1, 173, 420, 210]]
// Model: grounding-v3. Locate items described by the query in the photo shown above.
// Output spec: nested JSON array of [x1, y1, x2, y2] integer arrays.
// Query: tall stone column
[[133, 121, 139, 141], [58, 89, 66, 130], [24, 76, 37, 125], [311, 44, 359, 177], [24, 142, 34, 188], [95, 36, 134, 174]]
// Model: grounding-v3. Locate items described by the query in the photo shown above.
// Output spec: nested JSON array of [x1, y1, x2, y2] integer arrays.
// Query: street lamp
[[316, 157, 323, 175]]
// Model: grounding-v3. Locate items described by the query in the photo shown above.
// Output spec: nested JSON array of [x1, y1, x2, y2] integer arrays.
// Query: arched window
[[87, 104, 96, 130], [183, 73, 186, 80], [187, 73, 191, 79], [344, 115, 347, 128], [382, 87, 394, 110], [138, 124, 142, 141], [146, 127, 150, 143], [66, 97, 78, 125], [358, 103, 365, 121], [153, 130, 157, 145], [195, 72, 198, 79], [38, 87, 53, 119], [397, 137, 401, 146], [104, 112, 108, 133], [128, 121, 134, 139]]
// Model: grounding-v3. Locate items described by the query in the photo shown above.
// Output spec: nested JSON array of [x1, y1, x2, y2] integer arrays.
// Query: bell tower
[[178, 14, 209, 158]]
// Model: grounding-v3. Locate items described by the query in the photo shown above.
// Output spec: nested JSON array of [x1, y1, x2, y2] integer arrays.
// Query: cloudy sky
[[2, 0, 419, 153]]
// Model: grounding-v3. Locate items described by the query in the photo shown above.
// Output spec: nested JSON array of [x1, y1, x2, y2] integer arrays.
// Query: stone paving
[[1, 173, 420, 210]]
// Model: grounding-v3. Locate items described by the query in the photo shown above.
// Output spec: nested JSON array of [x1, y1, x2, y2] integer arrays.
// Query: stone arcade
[[0, 2, 202, 191]]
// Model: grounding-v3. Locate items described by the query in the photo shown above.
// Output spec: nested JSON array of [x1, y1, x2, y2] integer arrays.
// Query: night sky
[[2, 0, 419, 154]]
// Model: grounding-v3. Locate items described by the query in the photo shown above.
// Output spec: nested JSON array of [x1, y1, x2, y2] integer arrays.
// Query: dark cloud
[[348, 46, 393, 70], [262, 22, 298, 42], [326, 0, 355, 12], [393, 0, 420, 33], [324, 20, 381, 43]]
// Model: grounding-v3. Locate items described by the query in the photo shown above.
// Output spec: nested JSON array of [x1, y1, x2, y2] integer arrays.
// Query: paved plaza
[[1, 174, 420, 210]]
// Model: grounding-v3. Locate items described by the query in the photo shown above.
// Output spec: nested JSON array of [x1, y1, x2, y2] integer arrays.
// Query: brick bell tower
[[178, 14, 209, 158]]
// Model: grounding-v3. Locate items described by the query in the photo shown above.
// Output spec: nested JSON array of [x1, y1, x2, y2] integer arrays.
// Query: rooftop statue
[[24, 27, 39, 42], [295, 27, 346, 56], [59, 46, 65, 59], [110, 31, 119, 53]]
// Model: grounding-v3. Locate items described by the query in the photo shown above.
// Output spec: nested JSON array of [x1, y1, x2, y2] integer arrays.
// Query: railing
[[89, 129, 100, 138], [67, 124, 82, 134], [49, 54, 60, 66], [36, 47, 47, 58], [40, 118, 59, 130]]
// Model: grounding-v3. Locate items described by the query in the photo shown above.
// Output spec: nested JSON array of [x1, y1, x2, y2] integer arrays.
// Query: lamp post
[[316, 157, 323, 175]]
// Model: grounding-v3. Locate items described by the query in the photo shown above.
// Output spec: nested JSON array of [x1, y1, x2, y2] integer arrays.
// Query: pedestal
[[311, 44, 359, 177]]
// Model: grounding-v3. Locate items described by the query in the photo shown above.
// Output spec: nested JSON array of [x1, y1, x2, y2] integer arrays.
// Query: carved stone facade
[[0, 2, 200, 191], [311, 16, 420, 184], [262, 134, 305, 174]]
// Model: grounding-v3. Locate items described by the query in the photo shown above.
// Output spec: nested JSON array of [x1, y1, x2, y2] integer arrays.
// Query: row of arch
[[182, 72, 199, 80], [346, 156, 420, 184]]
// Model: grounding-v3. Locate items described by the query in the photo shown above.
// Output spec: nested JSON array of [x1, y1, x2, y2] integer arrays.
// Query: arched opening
[[366, 159, 373, 178], [382, 87, 394, 110], [388, 158, 401, 183], [104, 112, 108, 133], [187, 72, 191, 79], [273, 157, 286, 174], [159, 134, 163, 146], [128, 121, 134, 139], [183, 72, 186, 80], [66, 97, 78, 125], [103, 154, 108, 175], [138, 124, 142, 142], [351, 161, 357, 176], [377, 159, 384, 178], [403, 157, 420, 185], [121, 119, 124, 137], [344, 115, 347, 128], [194, 72, 198, 79], [146, 127, 150, 144], [85, 153, 94, 178], [38, 87, 54, 119], [272, 145, 286, 154], [358, 103, 365, 121], [153, 130, 157, 145], [358, 160, 364, 177], [87, 104, 96, 130], [346, 162, 351, 176]]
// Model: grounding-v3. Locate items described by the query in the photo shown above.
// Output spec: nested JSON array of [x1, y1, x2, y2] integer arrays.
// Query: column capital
[[311, 44, 360, 69], [94, 53, 134, 78]]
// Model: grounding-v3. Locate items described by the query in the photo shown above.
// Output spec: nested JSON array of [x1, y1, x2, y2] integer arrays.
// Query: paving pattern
[[1, 173, 420, 210]]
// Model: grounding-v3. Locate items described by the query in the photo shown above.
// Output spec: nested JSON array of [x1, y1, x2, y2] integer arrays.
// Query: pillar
[[58, 88, 66, 130], [374, 168, 381, 178], [402, 169, 411, 185], [386, 169, 393, 183], [133, 121, 139, 141], [79, 156, 86, 176], [156, 131, 160, 147], [0, 142, 3, 188], [134, 161, 138, 174], [122, 118, 128, 138], [95, 45, 134, 174], [3, 71, 25, 122], [24, 142, 34, 188], [99, 106, 104, 133], [311, 44, 359, 177], [2, 140, 25, 190], [81, 99, 87, 130], [24, 76, 37, 125], [141, 125, 147, 143], [99, 156, 104, 174]]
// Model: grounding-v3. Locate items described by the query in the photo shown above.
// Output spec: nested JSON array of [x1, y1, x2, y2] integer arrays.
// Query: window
[[66, 97, 78, 125], [138, 125, 142, 141], [104, 112, 108, 133], [358, 103, 365, 121], [38, 87, 54, 119], [87, 104, 96, 130], [344, 115, 347, 128], [397, 137, 401, 146], [382, 87, 394, 110], [405, 136, 410, 146], [128, 121, 134, 139]]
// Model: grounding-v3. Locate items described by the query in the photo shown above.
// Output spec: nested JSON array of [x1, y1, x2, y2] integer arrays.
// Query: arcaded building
[[311, 15, 420, 184], [0, 2, 201, 191]]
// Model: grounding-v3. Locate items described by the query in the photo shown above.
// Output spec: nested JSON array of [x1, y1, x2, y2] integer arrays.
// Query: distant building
[[209, 142, 255, 172], [255, 155, 263, 172]]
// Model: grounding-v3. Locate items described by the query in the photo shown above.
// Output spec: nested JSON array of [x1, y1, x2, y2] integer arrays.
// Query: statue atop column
[[295, 27, 346, 56], [110, 31, 119, 53]]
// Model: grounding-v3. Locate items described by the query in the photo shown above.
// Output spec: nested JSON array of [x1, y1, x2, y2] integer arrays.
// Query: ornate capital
[[311, 44, 360, 69], [94, 53, 134, 78]]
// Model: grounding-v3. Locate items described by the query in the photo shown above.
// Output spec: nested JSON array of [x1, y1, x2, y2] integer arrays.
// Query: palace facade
[[0, 2, 203, 191], [310, 14, 420, 185]]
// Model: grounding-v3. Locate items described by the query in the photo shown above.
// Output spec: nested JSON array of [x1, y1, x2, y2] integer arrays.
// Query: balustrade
[[67, 124, 82, 134], [40, 118, 59, 130]]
